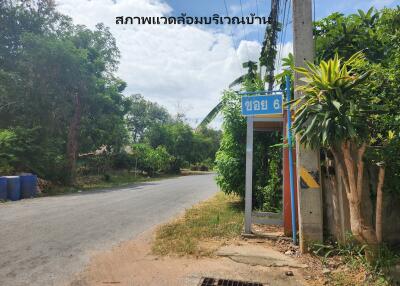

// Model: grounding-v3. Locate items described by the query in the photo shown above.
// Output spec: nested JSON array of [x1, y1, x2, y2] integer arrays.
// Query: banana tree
[[275, 53, 294, 99], [197, 61, 259, 128], [292, 51, 385, 259]]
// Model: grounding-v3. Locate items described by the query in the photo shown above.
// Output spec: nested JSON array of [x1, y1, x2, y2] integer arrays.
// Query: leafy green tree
[[215, 74, 282, 210], [131, 143, 173, 176], [144, 123, 173, 150], [0, 1, 129, 184], [126, 94, 172, 143], [0, 129, 17, 174], [192, 127, 222, 165], [214, 90, 246, 197], [291, 52, 394, 259], [311, 6, 400, 249], [314, 7, 389, 63]]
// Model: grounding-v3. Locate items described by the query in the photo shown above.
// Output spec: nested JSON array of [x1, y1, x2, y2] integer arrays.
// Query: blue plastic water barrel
[[0, 177, 7, 200], [20, 174, 37, 199], [5, 176, 20, 201]]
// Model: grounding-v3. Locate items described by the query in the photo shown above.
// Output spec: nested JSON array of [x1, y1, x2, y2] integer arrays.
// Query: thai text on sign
[[241, 94, 283, 116]]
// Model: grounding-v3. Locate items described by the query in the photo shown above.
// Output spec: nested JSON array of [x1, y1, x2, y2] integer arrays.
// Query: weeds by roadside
[[152, 192, 243, 256], [311, 235, 399, 285]]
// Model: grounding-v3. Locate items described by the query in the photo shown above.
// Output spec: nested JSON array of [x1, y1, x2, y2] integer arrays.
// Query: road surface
[[0, 174, 218, 286]]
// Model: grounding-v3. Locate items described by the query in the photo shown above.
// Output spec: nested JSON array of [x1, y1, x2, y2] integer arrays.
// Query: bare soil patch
[[69, 230, 308, 286]]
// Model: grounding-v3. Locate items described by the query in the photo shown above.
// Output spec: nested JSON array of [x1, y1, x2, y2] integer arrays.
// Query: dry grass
[[152, 192, 243, 257]]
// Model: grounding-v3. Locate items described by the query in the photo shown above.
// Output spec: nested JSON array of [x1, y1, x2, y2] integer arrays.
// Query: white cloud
[[274, 41, 293, 75], [237, 40, 262, 63], [56, 0, 261, 127]]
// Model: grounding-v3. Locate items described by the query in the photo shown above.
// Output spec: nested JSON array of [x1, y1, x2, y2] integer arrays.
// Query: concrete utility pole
[[244, 116, 254, 234], [292, 0, 323, 252]]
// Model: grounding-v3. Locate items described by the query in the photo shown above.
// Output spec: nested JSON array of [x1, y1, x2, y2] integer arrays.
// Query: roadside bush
[[79, 153, 113, 176], [131, 143, 175, 176], [201, 158, 215, 170], [0, 127, 68, 182], [215, 89, 282, 211], [190, 164, 209, 171], [166, 157, 182, 174], [149, 146, 173, 173], [259, 147, 282, 212], [0, 129, 16, 174], [112, 151, 135, 170], [190, 158, 214, 171], [215, 90, 246, 198]]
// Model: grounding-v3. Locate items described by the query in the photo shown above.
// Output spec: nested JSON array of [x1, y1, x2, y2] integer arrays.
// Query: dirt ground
[[68, 221, 370, 286], [69, 229, 311, 286]]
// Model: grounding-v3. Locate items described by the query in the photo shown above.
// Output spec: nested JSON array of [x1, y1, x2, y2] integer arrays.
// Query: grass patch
[[77, 171, 178, 190], [39, 171, 179, 196], [152, 192, 243, 256], [311, 236, 399, 286]]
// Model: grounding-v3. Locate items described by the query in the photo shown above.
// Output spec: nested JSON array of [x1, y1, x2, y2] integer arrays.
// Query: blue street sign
[[241, 94, 283, 116]]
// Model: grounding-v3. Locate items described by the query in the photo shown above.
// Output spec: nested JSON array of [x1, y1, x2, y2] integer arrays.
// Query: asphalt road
[[0, 174, 218, 286]]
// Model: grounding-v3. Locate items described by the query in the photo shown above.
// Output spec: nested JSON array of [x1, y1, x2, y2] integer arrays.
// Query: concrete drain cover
[[199, 277, 264, 286]]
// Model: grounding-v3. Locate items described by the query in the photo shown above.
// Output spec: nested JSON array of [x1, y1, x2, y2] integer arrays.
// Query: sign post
[[241, 92, 283, 234], [244, 116, 253, 234]]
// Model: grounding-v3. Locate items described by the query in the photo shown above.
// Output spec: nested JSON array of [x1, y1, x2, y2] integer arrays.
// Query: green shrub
[[215, 90, 282, 211], [0, 127, 68, 181], [131, 143, 176, 176], [0, 129, 16, 175], [112, 151, 135, 170]]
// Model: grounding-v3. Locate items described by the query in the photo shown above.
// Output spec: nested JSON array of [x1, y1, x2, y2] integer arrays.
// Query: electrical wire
[[239, 0, 251, 61], [223, 0, 244, 73], [255, 0, 261, 44], [279, 0, 291, 69], [240, 4, 251, 61], [276, 0, 288, 70], [283, 0, 292, 52]]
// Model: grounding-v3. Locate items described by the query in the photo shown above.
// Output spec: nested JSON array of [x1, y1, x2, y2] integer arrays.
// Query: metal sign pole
[[241, 91, 283, 234], [244, 116, 254, 234]]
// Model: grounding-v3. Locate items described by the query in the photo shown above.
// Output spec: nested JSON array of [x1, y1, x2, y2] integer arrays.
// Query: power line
[[239, 0, 251, 61], [276, 0, 288, 71], [282, 0, 291, 56], [278, 0, 291, 70], [255, 0, 261, 43], [223, 0, 243, 73]]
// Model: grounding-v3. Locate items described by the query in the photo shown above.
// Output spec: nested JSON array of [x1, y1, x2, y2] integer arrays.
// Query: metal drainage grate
[[199, 277, 264, 286]]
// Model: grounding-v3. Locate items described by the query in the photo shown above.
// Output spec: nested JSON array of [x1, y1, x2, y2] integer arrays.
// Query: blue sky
[[166, 0, 399, 44], [57, 0, 399, 127]]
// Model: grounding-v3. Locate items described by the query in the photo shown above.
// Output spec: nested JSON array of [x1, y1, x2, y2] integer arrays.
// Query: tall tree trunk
[[332, 141, 378, 261], [375, 166, 385, 244], [67, 94, 82, 185]]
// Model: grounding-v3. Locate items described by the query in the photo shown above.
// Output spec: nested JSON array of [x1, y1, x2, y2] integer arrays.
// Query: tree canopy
[[0, 0, 221, 184]]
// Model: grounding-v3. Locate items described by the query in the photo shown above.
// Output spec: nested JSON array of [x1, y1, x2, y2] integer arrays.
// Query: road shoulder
[[69, 228, 308, 286]]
